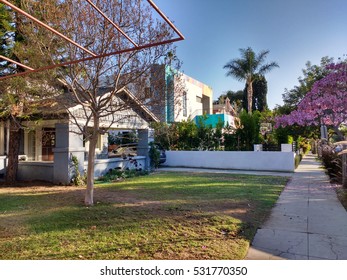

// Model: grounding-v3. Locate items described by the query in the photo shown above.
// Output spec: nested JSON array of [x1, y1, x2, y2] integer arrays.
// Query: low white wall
[[84, 156, 146, 178], [18, 161, 54, 182], [0, 156, 6, 176], [164, 151, 295, 172]]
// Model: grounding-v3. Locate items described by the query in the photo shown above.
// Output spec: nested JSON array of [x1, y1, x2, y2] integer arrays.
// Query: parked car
[[153, 143, 166, 164]]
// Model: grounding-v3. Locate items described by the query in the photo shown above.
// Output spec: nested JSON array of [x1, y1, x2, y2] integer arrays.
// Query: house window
[[27, 130, 36, 161], [182, 92, 187, 117], [196, 96, 202, 103], [42, 128, 55, 161]]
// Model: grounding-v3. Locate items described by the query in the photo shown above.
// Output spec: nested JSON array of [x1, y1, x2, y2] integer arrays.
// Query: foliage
[[153, 118, 225, 151], [151, 122, 178, 150], [1, 1, 62, 183], [297, 136, 311, 154], [70, 156, 86, 186], [0, 0, 24, 75], [243, 75, 268, 112], [223, 47, 278, 114], [280, 56, 334, 110], [97, 168, 148, 183], [273, 57, 335, 143], [320, 144, 342, 183], [276, 61, 347, 140], [149, 142, 161, 169], [215, 90, 244, 106], [295, 154, 303, 169], [216, 75, 268, 113], [274, 126, 292, 145], [176, 119, 199, 150], [196, 116, 224, 150], [224, 110, 261, 151]]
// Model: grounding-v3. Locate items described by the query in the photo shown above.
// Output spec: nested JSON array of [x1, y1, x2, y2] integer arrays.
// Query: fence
[[164, 151, 295, 172]]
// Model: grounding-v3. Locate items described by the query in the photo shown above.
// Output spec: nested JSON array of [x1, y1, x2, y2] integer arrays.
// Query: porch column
[[137, 129, 154, 171], [53, 123, 85, 184]]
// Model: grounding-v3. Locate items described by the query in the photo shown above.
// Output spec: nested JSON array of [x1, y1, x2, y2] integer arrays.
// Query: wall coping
[[89, 156, 146, 164], [18, 161, 54, 166]]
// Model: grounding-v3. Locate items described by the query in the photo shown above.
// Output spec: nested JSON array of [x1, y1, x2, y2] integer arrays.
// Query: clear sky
[[155, 0, 347, 109]]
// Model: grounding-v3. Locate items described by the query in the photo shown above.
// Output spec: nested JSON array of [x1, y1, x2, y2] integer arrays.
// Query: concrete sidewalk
[[246, 153, 347, 260]]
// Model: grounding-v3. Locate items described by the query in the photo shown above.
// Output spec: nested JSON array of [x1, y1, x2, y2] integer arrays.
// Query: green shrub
[[97, 168, 148, 183], [149, 142, 161, 169], [295, 154, 302, 169], [71, 156, 87, 186], [320, 145, 342, 183], [224, 110, 261, 151]]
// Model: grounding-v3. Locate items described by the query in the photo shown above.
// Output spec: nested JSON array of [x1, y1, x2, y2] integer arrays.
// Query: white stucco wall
[[0, 156, 6, 176], [18, 161, 54, 182], [174, 74, 213, 122], [85, 156, 147, 178], [164, 151, 295, 172]]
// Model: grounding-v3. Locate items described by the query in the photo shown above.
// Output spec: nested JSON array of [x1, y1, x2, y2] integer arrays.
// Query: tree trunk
[[85, 134, 98, 206], [247, 81, 253, 114], [84, 115, 100, 206], [5, 118, 21, 184]]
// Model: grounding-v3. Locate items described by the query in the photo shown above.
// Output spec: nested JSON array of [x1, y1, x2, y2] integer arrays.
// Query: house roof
[[116, 87, 160, 123], [38, 84, 160, 125]]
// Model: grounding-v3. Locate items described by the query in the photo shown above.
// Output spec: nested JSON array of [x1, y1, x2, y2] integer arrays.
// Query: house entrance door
[[42, 128, 55, 161]]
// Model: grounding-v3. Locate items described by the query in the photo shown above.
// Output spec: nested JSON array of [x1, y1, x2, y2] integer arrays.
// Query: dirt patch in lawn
[[0, 182, 260, 240], [0, 174, 286, 259]]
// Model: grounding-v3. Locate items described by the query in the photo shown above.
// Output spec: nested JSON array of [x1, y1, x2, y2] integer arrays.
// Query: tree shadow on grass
[[0, 173, 287, 259]]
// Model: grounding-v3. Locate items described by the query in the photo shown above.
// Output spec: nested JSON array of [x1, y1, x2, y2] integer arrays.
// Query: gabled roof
[[38, 84, 160, 125], [116, 87, 160, 124]]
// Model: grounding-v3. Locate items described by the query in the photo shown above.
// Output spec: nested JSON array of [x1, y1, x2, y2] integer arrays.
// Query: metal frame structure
[[0, 0, 184, 80]]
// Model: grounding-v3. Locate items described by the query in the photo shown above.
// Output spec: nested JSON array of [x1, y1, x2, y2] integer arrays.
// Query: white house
[[0, 88, 159, 184]]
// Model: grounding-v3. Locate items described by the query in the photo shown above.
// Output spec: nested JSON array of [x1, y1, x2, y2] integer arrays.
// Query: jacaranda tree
[[275, 61, 347, 140]]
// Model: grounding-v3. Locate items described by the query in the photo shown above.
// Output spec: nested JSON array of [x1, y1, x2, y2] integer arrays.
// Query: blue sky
[[155, 0, 347, 109]]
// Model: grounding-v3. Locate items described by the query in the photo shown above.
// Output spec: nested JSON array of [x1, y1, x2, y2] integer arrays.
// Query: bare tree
[[11, 0, 183, 205]]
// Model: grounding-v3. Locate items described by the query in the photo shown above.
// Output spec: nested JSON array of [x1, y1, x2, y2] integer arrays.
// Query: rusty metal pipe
[[85, 0, 138, 47], [146, 0, 185, 40], [0, 55, 34, 71], [0, 0, 184, 80], [0, 0, 96, 57], [0, 37, 183, 80]]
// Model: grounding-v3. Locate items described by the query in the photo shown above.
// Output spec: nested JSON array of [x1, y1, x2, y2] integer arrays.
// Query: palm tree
[[224, 47, 279, 114]]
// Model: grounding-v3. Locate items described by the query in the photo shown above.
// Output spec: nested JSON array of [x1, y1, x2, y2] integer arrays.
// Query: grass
[[0, 172, 288, 260]]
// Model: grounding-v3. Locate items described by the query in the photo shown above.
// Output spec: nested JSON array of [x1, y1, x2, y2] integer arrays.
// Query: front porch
[[0, 120, 153, 184], [17, 156, 147, 182]]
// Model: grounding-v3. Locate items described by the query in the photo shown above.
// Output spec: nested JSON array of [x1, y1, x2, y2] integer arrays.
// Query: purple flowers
[[275, 62, 347, 130]]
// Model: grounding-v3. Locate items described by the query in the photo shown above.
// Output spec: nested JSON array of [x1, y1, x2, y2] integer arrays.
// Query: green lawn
[[0, 172, 288, 260]]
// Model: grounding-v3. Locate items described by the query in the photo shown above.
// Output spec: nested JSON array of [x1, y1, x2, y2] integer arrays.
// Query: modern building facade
[[150, 65, 213, 123]]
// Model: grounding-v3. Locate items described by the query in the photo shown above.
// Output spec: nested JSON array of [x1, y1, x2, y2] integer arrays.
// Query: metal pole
[[0, 55, 34, 71], [0, 0, 96, 57], [0, 0, 185, 80], [0, 37, 183, 80], [85, 0, 138, 47]]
